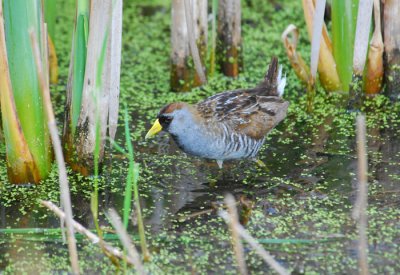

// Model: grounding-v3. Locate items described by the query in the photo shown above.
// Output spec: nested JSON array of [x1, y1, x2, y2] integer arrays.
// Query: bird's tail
[[258, 57, 286, 97]]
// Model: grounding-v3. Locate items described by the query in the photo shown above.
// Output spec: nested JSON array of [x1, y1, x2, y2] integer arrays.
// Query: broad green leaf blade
[[71, 12, 89, 132], [332, 0, 359, 92], [44, 0, 56, 40], [3, 0, 52, 182]]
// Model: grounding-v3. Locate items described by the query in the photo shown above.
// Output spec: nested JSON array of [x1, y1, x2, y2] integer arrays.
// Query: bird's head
[[145, 102, 194, 139]]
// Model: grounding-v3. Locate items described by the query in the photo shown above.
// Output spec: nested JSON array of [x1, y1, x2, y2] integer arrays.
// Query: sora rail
[[146, 57, 289, 168]]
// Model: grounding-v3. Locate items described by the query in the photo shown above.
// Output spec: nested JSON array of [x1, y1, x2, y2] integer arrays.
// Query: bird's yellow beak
[[145, 119, 162, 139]]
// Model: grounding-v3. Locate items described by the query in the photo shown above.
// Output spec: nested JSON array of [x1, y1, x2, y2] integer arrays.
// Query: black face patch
[[158, 114, 173, 130]]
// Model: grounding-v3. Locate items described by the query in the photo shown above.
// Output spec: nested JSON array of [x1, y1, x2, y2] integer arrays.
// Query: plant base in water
[[63, 132, 104, 177], [348, 74, 364, 111], [170, 61, 202, 92], [385, 64, 400, 101], [217, 44, 243, 77]]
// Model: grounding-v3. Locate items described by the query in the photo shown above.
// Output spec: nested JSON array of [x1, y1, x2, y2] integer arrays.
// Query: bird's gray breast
[[170, 122, 265, 160]]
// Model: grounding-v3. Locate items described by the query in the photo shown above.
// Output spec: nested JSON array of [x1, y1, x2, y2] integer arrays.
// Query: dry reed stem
[[30, 30, 80, 275], [184, 0, 207, 84], [73, 1, 112, 174], [310, 0, 326, 79], [41, 200, 139, 267], [108, 209, 146, 275], [353, 115, 369, 275], [107, 0, 122, 141], [224, 194, 248, 275], [220, 195, 290, 275], [353, 0, 374, 76]]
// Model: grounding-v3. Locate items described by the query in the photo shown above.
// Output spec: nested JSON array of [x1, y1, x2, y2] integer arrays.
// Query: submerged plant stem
[[224, 194, 248, 275], [41, 200, 139, 267], [219, 207, 290, 275]]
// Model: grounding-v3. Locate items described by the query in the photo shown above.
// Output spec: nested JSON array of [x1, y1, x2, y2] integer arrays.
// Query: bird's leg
[[206, 160, 224, 187], [253, 158, 266, 167], [253, 158, 271, 173]]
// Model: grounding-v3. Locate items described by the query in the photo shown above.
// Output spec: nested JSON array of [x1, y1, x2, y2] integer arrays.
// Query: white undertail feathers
[[277, 65, 286, 97]]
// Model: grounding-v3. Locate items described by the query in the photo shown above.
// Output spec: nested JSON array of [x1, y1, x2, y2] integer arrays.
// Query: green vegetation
[[0, 0, 52, 184], [0, 0, 399, 274], [331, 0, 358, 92], [69, 0, 89, 133]]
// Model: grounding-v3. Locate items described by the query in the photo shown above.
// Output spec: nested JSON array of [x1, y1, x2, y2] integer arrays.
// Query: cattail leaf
[[0, 11, 39, 183], [364, 0, 384, 95], [1, 0, 52, 183], [302, 0, 342, 92], [332, 0, 358, 92]]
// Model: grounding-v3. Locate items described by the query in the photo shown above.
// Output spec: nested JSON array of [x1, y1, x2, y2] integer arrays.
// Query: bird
[[145, 57, 289, 168]]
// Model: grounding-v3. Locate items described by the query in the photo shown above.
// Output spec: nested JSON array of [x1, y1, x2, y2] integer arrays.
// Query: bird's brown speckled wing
[[196, 89, 289, 139]]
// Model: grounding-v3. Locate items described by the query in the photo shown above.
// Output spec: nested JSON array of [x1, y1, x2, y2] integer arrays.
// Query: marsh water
[[1, 110, 399, 273], [1, 0, 400, 274]]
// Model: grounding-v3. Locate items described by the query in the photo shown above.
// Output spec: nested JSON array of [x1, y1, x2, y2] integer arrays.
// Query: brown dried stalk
[[224, 194, 248, 275], [108, 209, 146, 275], [31, 30, 80, 275], [41, 200, 139, 267], [220, 195, 290, 275], [352, 115, 369, 275], [281, 24, 313, 88]]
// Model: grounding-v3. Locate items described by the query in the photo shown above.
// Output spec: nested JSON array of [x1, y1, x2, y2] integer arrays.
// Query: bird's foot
[[253, 158, 271, 172], [253, 158, 266, 167]]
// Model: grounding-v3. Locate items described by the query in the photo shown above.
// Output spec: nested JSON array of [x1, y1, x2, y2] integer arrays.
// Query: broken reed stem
[[41, 200, 139, 267], [224, 194, 248, 275], [219, 202, 290, 275], [108, 209, 146, 275], [184, 0, 207, 84], [353, 115, 369, 275], [30, 30, 80, 275]]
